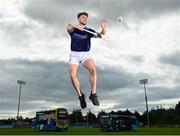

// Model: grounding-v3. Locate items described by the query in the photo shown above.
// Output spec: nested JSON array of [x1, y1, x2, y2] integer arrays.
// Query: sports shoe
[[79, 92, 87, 109], [89, 92, 100, 106]]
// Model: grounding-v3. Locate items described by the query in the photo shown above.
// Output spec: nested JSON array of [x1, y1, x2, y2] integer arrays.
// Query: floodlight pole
[[140, 79, 150, 128], [17, 80, 26, 119]]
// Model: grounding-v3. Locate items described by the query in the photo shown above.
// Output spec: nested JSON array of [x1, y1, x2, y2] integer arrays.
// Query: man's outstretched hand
[[101, 18, 107, 34]]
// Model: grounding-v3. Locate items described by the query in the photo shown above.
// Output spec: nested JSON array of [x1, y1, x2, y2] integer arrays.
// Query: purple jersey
[[69, 27, 96, 52]]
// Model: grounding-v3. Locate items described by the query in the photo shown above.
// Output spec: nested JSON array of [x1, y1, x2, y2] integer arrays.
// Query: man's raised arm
[[96, 19, 107, 38]]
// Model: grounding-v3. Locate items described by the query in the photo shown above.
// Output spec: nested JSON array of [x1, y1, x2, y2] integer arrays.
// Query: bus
[[35, 108, 69, 131], [99, 114, 138, 131]]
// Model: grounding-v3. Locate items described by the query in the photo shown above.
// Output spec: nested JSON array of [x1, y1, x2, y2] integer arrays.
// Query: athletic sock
[[79, 90, 82, 96], [91, 91, 96, 94]]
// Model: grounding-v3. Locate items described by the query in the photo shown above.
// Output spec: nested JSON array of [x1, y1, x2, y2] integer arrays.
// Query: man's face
[[78, 15, 88, 25]]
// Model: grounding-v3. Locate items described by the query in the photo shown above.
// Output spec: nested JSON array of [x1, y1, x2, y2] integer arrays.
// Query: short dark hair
[[77, 12, 88, 18]]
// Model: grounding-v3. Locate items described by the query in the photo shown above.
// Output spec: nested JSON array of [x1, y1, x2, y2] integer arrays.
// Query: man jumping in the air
[[67, 12, 107, 109]]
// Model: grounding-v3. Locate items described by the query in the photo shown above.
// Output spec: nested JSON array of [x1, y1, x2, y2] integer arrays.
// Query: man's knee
[[89, 67, 96, 75], [70, 72, 78, 80]]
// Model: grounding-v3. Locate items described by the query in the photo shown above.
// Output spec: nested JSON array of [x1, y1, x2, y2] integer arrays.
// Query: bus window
[[57, 109, 68, 126]]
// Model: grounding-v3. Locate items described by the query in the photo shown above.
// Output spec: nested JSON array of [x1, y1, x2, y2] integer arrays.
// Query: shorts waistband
[[70, 51, 90, 54], [70, 51, 89, 53]]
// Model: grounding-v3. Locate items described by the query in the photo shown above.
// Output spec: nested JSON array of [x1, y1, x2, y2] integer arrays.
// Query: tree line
[[68, 101, 180, 126]]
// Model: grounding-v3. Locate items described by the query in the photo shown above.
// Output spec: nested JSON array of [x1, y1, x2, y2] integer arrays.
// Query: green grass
[[0, 127, 180, 135]]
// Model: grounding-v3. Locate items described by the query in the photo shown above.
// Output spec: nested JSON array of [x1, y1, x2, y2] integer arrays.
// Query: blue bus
[[99, 114, 138, 131], [35, 108, 69, 131]]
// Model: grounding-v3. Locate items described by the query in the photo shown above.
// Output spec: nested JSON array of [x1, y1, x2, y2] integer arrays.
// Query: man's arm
[[96, 19, 107, 38], [67, 24, 75, 33], [67, 24, 84, 33]]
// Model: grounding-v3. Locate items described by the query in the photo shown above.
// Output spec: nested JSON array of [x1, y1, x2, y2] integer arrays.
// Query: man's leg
[[82, 58, 99, 106], [68, 64, 81, 96], [68, 64, 86, 109], [82, 58, 97, 94]]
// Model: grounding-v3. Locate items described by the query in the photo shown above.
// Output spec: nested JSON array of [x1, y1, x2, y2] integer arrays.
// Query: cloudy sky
[[0, 0, 180, 119]]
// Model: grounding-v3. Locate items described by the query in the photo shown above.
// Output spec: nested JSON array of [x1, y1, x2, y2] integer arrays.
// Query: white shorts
[[69, 51, 91, 65]]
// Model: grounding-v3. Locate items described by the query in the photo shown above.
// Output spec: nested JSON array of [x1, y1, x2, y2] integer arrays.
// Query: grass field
[[0, 127, 180, 135]]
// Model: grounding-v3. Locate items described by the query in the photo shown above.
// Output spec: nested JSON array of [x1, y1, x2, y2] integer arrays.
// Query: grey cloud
[[0, 19, 36, 47], [23, 0, 85, 29], [159, 51, 180, 67], [104, 85, 180, 113], [148, 86, 180, 100], [121, 54, 144, 66], [0, 58, 149, 116], [0, 17, 64, 48], [0, 60, 71, 107], [23, 0, 180, 29]]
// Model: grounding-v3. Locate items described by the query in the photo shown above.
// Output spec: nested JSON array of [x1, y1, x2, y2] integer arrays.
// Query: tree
[[86, 109, 97, 122], [123, 109, 134, 116], [134, 110, 142, 122], [68, 109, 83, 123], [175, 101, 180, 116], [109, 111, 115, 115], [97, 110, 106, 119]]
